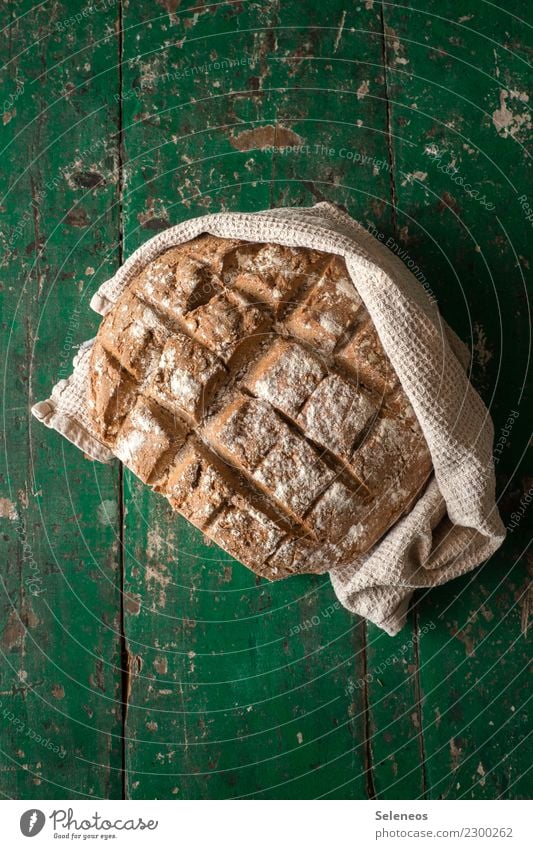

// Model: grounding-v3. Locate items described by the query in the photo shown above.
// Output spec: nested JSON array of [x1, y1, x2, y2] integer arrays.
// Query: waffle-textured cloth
[[32, 203, 505, 635]]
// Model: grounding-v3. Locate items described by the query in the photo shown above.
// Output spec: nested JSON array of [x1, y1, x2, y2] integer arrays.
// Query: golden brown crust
[[88, 235, 433, 579]]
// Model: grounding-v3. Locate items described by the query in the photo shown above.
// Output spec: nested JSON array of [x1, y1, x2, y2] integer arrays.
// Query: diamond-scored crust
[[88, 234, 433, 579]]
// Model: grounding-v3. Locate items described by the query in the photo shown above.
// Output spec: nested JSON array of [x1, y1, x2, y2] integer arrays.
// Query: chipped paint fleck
[[517, 572, 532, 637], [17, 488, 29, 509], [2, 611, 25, 650], [437, 191, 461, 215], [52, 683, 65, 699], [492, 90, 532, 140], [401, 171, 427, 186], [97, 499, 118, 526], [124, 593, 141, 615], [385, 25, 410, 66], [147, 526, 165, 558], [230, 125, 304, 151], [333, 10, 346, 54], [145, 564, 171, 587], [493, 49, 500, 80], [357, 79, 369, 100], [450, 737, 463, 771], [453, 623, 476, 657], [473, 323, 493, 369], [0, 497, 18, 520], [153, 656, 168, 675], [156, 0, 181, 25], [145, 563, 171, 609], [479, 604, 494, 623], [510, 89, 529, 102]]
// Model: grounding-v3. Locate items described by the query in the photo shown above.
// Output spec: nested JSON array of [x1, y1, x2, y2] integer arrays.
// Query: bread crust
[[88, 235, 432, 579]]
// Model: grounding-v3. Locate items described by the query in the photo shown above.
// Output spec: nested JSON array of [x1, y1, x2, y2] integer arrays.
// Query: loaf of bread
[[88, 235, 432, 579]]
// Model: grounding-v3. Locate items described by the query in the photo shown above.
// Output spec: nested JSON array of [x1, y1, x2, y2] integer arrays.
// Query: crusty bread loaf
[[88, 235, 432, 579]]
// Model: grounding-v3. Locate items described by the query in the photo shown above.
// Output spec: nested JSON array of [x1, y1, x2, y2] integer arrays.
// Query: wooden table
[[1, 0, 531, 800]]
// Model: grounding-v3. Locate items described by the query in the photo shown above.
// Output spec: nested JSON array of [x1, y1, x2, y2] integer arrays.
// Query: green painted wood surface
[[382, 1, 532, 799], [0, 0, 531, 799], [0, 0, 123, 797]]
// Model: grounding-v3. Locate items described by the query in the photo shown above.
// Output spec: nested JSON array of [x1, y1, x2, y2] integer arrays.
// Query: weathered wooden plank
[[0, 0, 123, 797], [119, 0, 356, 800], [5, 0, 525, 802], [264, 1, 427, 800], [382, 0, 532, 799], [120, 0, 425, 800]]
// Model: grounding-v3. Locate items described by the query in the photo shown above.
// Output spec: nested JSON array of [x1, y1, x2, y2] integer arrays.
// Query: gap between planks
[[116, 0, 129, 803]]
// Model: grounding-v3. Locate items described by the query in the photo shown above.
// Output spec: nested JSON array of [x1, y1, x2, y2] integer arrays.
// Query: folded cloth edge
[[32, 202, 506, 635]]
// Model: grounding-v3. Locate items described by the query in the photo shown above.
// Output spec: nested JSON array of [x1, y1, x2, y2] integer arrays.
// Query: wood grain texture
[[0, 0, 530, 800], [0, 1, 123, 797], [381, 0, 532, 799], [119, 0, 380, 801], [261, 1, 427, 799]]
